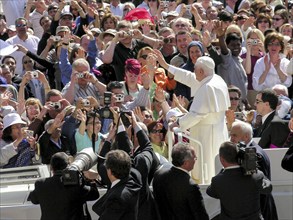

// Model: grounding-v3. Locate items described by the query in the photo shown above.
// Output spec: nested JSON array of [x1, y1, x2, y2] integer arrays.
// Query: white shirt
[[29, 9, 48, 39], [5, 34, 40, 76], [253, 54, 291, 91], [262, 111, 274, 124], [110, 3, 124, 18], [111, 179, 121, 188]]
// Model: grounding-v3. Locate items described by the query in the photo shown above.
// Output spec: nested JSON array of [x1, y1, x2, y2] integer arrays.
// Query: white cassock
[[169, 66, 230, 184]]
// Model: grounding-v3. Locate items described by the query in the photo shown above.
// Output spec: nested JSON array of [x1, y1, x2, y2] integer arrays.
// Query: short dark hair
[[1, 56, 16, 64], [219, 141, 238, 164], [50, 152, 69, 172], [105, 150, 131, 179], [218, 10, 233, 22], [258, 89, 279, 110], [172, 143, 194, 167], [225, 33, 242, 45], [107, 81, 123, 92]]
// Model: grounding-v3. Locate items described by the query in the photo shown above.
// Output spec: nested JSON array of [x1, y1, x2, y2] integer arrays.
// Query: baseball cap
[[60, 12, 73, 20], [7, 25, 16, 32], [99, 29, 117, 41], [56, 25, 70, 34]]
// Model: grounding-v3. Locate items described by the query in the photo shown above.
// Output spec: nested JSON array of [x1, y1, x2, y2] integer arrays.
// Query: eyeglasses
[[151, 129, 162, 133], [272, 17, 283, 21], [268, 42, 281, 47], [258, 20, 269, 24], [16, 24, 27, 28], [175, 24, 187, 28], [230, 97, 240, 101], [255, 99, 263, 104], [140, 55, 148, 59], [23, 60, 33, 64]]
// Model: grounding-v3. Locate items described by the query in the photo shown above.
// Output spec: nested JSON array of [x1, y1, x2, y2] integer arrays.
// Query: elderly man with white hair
[[154, 50, 230, 184]]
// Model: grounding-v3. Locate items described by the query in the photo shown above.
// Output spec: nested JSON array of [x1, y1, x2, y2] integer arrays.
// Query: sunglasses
[[151, 129, 162, 134], [272, 17, 283, 21], [175, 24, 186, 28], [230, 97, 240, 101], [16, 24, 27, 28], [23, 60, 33, 64], [268, 42, 281, 47], [148, 0, 157, 2], [140, 55, 148, 59], [144, 115, 152, 119]]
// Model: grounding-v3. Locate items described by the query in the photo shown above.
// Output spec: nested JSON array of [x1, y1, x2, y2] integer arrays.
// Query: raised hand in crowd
[[153, 49, 169, 70], [82, 25, 94, 40], [134, 107, 145, 123], [47, 112, 65, 135], [0, 90, 13, 106], [202, 30, 212, 48]]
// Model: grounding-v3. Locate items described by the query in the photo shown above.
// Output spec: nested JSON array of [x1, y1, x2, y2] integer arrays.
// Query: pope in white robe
[[155, 52, 231, 184]]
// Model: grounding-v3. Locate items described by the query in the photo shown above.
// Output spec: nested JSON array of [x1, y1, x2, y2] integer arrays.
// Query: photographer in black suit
[[207, 141, 272, 220], [93, 150, 142, 220], [230, 121, 278, 220], [28, 152, 100, 220]]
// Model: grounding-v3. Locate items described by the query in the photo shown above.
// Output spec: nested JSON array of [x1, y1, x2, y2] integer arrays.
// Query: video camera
[[62, 148, 98, 186], [237, 143, 258, 175]]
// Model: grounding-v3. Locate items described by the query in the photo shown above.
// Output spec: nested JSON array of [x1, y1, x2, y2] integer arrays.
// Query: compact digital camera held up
[[76, 72, 84, 79], [82, 99, 90, 107], [31, 71, 38, 78], [49, 102, 62, 110], [98, 92, 113, 119]]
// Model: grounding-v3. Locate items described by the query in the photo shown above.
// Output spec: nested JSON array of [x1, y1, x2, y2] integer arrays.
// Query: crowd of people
[[0, 0, 293, 219]]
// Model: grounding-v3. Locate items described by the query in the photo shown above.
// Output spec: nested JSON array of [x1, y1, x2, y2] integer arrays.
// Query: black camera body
[[98, 92, 114, 119], [120, 110, 132, 128], [237, 143, 258, 175]]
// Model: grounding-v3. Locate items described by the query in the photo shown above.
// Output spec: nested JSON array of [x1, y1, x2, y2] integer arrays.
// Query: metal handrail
[[168, 127, 207, 184]]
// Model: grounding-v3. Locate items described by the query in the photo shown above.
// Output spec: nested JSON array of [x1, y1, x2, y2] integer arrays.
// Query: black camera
[[98, 92, 113, 119], [120, 110, 132, 128], [63, 148, 98, 186], [237, 143, 258, 175]]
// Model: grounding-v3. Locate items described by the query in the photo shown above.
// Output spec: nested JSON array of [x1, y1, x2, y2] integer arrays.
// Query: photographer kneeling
[[28, 152, 100, 220]]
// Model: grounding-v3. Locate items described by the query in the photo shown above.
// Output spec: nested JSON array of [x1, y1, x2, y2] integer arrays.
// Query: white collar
[[110, 179, 121, 188], [262, 111, 274, 124], [224, 165, 240, 170]]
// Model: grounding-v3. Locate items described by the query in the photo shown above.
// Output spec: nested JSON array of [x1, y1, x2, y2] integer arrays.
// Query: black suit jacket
[[28, 172, 100, 220], [206, 168, 272, 220], [117, 129, 161, 220], [249, 141, 278, 220], [259, 117, 290, 149], [153, 166, 209, 220], [254, 111, 276, 137], [92, 168, 142, 220], [282, 142, 293, 172]]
